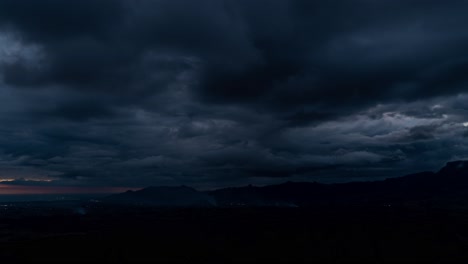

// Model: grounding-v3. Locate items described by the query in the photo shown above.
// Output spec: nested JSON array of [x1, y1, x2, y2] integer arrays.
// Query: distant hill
[[104, 186, 215, 207], [105, 160, 468, 207], [209, 160, 468, 207]]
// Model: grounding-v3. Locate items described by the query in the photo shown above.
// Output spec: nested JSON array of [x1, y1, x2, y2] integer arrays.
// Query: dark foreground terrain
[[3, 161, 468, 262], [1, 204, 468, 262]]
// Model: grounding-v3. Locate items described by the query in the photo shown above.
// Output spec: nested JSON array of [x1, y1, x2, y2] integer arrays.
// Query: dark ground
[[1, 204, 468, 262]]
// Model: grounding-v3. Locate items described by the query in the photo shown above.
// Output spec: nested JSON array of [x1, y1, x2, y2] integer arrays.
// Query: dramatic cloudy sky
[[0, 0, 468, 190]]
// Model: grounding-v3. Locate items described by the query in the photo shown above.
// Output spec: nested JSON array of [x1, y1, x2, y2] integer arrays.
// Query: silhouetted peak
[[104, 185, 215, 207], [438, 160, 468, 176], [274, 181, 295, 187]]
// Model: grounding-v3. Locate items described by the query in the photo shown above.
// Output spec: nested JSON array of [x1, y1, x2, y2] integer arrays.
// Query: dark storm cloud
[[1, 0, 468, 187]]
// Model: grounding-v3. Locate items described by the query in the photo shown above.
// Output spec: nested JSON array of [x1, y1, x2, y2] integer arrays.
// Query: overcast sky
[[1, 0, 468, 189]]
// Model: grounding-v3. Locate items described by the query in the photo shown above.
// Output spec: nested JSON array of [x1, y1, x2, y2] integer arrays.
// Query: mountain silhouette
[[106, 161, 468, 207], [210, 160, 468, 206], [104, 185, 215, 207]]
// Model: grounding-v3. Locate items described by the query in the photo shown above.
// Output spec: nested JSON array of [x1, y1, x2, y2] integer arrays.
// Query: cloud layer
[[0, 0, 468, 188]]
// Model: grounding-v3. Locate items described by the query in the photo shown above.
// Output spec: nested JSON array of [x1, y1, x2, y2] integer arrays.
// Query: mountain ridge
[[105, 160, 468, 207], [104, 185, 216, 207]]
